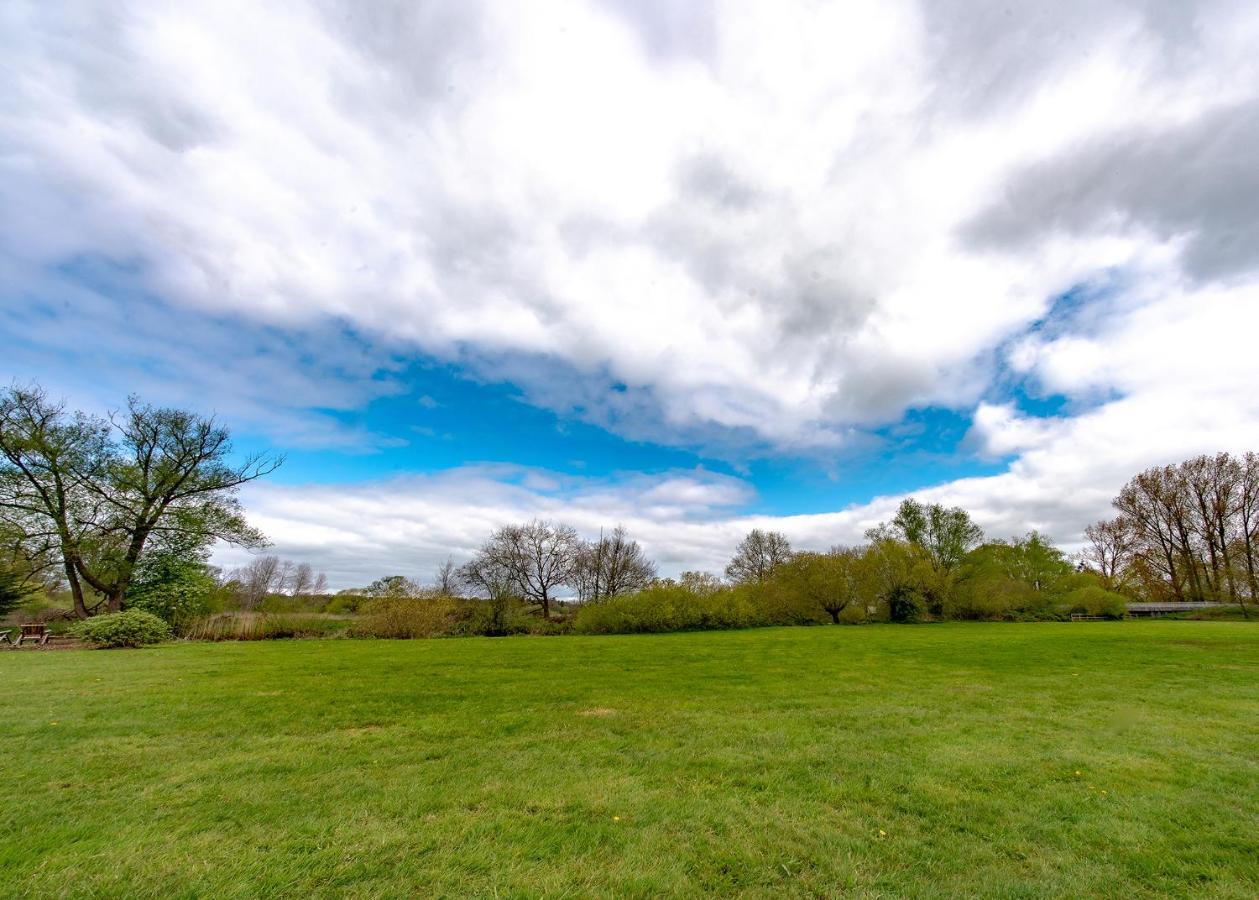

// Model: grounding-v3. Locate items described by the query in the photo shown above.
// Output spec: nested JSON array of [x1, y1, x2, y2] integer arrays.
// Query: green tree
[[779, 549, 863, 623], [861, 538, 931, 622], [887, 498, 984, 572], [0, 562, 32, 617], [126, 550, 217, 631], [0, 384, 279, 617]]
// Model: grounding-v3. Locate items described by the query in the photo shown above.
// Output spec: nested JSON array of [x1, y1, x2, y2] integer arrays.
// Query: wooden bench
[[15, 623, 50, 646]]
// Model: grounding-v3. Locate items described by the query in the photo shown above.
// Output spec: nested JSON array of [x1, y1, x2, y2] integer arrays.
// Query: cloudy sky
[[3, 0, 1258, 586]]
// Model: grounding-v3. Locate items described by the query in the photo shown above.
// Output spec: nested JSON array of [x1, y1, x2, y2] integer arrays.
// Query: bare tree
[[574, 525, 657, 602], [312, 572, 329, 597], [679, 570, 723, 595], [235, 555, 282, 610], [457, 551, 521, 636], [725, 529, 793, 583], [434, 556, 459, 596], [1236, 452, 1259, 618], [289, 562, 314, 599], [1081, 517, 1134, 590], [467, 520, 580, 618]]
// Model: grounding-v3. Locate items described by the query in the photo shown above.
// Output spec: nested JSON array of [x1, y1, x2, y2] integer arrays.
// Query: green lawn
[[2, 623, 1257, 898]]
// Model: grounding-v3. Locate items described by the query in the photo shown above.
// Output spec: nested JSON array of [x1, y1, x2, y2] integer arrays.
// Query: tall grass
[[182, 611, 352, 641]]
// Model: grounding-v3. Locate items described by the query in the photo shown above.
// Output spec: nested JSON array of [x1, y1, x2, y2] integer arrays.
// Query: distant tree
[[679, 570, 724, 595], [725, 529, 793, 583], [1104, 452, 1256, 615], [434, 557, 459, 596], [457, 551, 523, 636], [861, 538, 930, 622], [780, 549, 862, 623], [883, 498, 984, 573], [1081, 518, 1134, 591], [574, 525, 657, 602], [0, 384, 279, 617], [235, 555, 282, 610], [367, 575, 421, 598], [466, 520, 580, 618], [288, 562, 315, 599]]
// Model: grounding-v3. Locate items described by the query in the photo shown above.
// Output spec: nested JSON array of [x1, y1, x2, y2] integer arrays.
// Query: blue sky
[[3, 0, 1258, 586]]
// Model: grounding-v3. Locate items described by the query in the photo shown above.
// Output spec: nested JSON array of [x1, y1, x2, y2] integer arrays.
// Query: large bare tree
[[725, 528, 793, 583], [573, 525, 657, 602], [465, 519, 580, 618]]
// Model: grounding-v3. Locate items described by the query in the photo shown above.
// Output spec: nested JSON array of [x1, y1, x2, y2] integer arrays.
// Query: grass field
[[2, 623, 1257, 898]]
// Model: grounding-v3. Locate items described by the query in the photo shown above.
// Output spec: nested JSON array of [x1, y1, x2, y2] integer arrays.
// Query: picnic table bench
[[14, 623, 51, 646]]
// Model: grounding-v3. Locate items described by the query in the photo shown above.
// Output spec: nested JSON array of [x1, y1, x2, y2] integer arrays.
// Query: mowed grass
[[1, 624, 1257, 898]]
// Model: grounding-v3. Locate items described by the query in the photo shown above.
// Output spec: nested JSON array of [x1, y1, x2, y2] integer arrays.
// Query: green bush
[[572, 583, 766, 635], [1062, 585, 1128, 619], [351, 596, 462, 638], [453, 597, 533, 637], [323, 594, 362, 614], [72, 610, 172, 648], [126, 554, 216, 632], [886, 585, 924, 623]]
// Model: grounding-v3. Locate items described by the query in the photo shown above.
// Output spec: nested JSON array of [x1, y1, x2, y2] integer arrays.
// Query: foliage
[[573, 582, 764, 634], [70, 609, 171, 647], [0, 561, 36, 617], [125, 551, 216, 632], [0, 384, 278, 618], [323, 593, 363, 614], [1061, 585, 1128, 619], [880, 498, 984, 572], [454, 596, 536, 637], [776, 549, 863, 623], [352, 595, 462, 639]]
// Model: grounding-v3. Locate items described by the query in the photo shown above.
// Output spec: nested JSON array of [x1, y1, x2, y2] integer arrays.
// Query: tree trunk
[[63, 556, 89, 619]]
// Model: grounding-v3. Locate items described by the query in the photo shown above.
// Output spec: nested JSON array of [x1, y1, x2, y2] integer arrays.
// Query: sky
[[3, 0, 1259, 588]]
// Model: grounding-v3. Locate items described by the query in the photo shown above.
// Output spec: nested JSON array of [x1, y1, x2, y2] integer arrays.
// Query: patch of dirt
[[577, 707, 617, 717]]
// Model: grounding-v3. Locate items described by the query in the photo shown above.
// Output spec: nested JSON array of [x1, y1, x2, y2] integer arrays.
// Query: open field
[[2, 623, 1257, 898]]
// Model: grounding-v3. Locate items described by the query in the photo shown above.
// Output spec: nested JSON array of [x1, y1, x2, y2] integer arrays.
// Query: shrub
[[1062, 585, 1128, 619], [886, 585, 924, 623], [454, 597, 533, 637], [572, 583, 766, 635], [351, 596, 462, 639], [72, 610, 172, 648], [323, 594, 362, 614], [946, 575, 1037, 621]]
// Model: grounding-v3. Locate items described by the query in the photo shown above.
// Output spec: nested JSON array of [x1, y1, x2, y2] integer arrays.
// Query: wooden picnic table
[[16, 623, 50, 646]]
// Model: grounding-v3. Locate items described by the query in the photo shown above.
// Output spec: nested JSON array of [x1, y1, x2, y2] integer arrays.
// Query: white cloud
[[5, 0, 1258, 448], [5, 0, 1259, 577]]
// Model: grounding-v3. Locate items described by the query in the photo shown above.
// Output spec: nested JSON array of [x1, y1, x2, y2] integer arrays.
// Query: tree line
[[4, 384, 1255, 633], [1083, 452, 1259, 616]]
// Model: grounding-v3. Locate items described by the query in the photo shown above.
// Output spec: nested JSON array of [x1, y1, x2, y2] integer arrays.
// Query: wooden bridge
[[1125, 602, 1227, 618]]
